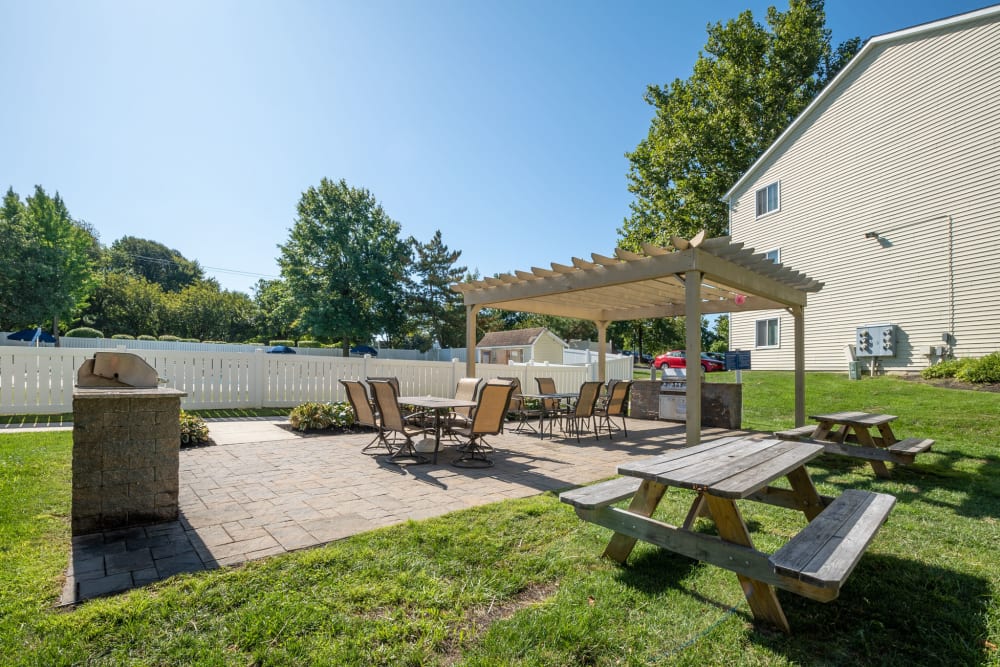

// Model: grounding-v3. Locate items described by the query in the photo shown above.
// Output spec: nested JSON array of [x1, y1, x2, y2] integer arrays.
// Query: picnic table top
[[809, 411, 898, 426], [617, 436, 824, 500]]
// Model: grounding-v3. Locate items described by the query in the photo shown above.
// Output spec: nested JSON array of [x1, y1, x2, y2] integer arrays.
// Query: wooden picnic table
[[560, 436, 896, 633], [776, 411, 934, 478]]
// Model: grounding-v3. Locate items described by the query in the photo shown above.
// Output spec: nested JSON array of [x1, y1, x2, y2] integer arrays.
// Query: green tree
[[252, 278, 301, 343], [620, 0, 860, 246], [166, 280, 256, 341], [104, 236, 204, 292], [0, 186, 98, 336], [81, 272, 167, 337], [278, 178, 411, 353], [409, 231, 467, 349]]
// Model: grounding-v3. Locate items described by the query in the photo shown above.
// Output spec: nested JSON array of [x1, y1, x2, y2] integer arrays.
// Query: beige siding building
[[476, 327, 568, 365], [723, 5, 1000, 372]]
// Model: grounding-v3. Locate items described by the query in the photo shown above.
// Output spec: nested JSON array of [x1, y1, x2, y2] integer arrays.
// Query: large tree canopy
[[104, 236, 204, 292], [408, 230, 467, 350], [619, 0, 859, 246], [0, 186, 97, 333], [278, 178, 411, 352]]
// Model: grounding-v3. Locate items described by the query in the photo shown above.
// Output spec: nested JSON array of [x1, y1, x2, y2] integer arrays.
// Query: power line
[[127, 254, 279, 280]]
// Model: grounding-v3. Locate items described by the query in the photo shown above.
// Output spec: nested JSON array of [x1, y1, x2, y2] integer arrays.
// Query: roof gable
[[723, 3, 1000, 201], [477, 327, 547, 348]]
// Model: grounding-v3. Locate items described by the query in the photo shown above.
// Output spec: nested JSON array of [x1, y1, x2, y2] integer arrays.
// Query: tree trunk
[[53, 314, 60, 347], [342, 336, 350, 357]]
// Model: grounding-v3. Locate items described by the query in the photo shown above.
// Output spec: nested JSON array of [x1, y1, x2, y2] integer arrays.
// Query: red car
[[652, 350, 726, 372]]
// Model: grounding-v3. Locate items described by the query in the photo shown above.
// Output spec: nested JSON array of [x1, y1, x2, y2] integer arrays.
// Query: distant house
[[477, 327, 568, 365], [722, 5, 1000, 372]]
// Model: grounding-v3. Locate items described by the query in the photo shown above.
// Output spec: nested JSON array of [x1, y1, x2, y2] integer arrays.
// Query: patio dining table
[[397, 396, 478, 464]]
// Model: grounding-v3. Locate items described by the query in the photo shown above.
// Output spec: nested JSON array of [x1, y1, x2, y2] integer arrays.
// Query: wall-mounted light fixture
[[864, 231, 880, 239]]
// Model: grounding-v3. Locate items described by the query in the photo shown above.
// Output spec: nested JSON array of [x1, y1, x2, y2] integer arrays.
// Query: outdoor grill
[[76, 351, 162, 389], [658, 368, 687, 421]]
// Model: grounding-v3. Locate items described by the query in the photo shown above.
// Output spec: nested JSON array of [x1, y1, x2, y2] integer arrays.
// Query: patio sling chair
[[341, 379, 394, 455], [535, 376, 569, 436], [445, 377, 484, 432], [368, 379, 432, 464], [498, 376, 541, 434], [562, 381, 604, 443], [451, 380, 516, 468], [596, 380, 632, 439]]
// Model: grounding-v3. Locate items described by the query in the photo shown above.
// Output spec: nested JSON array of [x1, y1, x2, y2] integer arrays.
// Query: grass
[[0, 408, 290, 426], [2, 372, 1000, 665]]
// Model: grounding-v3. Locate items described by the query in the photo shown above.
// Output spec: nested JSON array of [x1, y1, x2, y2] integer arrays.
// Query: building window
[[755, 182, 780, 218], [755, 317, 780, 348], [764, 248, 780, 263]]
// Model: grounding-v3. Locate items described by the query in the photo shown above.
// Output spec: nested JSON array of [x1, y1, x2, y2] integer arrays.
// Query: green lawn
[[2, 372, 999, 665]]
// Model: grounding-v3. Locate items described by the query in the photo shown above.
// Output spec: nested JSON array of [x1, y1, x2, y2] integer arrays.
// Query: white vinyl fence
[[0, 348, 632, 415]]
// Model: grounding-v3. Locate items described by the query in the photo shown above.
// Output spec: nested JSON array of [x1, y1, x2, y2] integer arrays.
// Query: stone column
[[72, 388, 187, 535]]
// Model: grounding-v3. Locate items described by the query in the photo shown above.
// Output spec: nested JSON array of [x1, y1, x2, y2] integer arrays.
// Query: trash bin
[[848, 361, 862, 380]]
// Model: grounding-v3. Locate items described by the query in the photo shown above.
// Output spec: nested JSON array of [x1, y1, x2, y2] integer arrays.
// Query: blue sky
[[2, 0, 989, 294]]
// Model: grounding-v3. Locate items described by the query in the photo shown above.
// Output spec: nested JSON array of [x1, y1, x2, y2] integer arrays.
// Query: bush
[[269, 339, 295, 347], [203, 340, 227, 345], [111, 334, 135, 340], [181, 338, 200, 343], [956, 352, 1000, 384], [920, 358, 972, 379], [137, 335, 157, 341], [297, 340, 323, 348], [65, 327, 104, 338], [289, 401, 356, 432], [179, 411, 210, 446], [158, 335, 181, 342]]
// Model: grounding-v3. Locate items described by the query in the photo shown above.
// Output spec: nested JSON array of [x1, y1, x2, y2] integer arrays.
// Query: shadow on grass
[[806, 451, 1000, 519]]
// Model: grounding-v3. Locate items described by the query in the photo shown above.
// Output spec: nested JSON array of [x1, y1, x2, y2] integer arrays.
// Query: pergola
[[450, 232, 823, 446]]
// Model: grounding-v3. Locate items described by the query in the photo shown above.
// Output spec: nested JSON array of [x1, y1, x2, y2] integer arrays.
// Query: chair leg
[[361, 428, 395, 455], [452, 435, 493, 468], [388, 434, 429, 464]]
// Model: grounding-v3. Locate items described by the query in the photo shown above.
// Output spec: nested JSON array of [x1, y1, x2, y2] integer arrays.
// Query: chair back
[[497, 376, 523, 409], [535, 377, 560, 411], [575, 381, 604, 418], [341, 380, 377, 429], [367, 376, 400, 394], [605, 380, 632, 417], [453, 377, 483, 418], [470, 380, 515, 436], [369, 380, 405, 432]]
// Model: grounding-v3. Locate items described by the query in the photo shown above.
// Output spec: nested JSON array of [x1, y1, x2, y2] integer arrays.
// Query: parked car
[[652, 350, 725, 372], [350, 345, 379, 357], [267, 345, 296, 354], [620, 350, 653, 364]]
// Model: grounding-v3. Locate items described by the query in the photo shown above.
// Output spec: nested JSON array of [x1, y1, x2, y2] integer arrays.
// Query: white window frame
[[755, 317, 780, 349], [763, 248, 780, 263], [755, 181, 780, 218]]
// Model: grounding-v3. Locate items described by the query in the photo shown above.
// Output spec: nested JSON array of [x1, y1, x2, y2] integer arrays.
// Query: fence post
[[252, 348, 266, 408], [363, 354, 369, 379], [452, 357, 460, 385]]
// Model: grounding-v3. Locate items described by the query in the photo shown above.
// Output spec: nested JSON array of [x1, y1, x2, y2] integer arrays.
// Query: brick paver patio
[[61, 417, 747, 604]]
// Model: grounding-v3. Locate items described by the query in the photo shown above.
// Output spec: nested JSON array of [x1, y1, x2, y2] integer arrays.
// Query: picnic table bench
[[775, 411, 934, 478], [560, 436, 896, 633]]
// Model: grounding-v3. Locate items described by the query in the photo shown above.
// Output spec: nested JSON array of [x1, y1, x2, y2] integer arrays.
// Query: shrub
[[65, 327, 103, 338], [158, 335, 181, 342], [956, 352, 1000, 384], [269, 339, 295, 347], [137, 335, 157, 341], [181, 338, 200, 343], [179, 411, 210, 446], [920, 358, 972, 379], [297, 340, 323, 348], [289, 401, 355, 431], [203, 340, 227, 345], [111, 334, 135, 340]]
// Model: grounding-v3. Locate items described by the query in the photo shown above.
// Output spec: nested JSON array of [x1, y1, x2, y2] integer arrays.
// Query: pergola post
[[793, 305, 805, 426], [465, 304, 481, 378], [595, 320, 609, 382], [685, 270, 702, 447]]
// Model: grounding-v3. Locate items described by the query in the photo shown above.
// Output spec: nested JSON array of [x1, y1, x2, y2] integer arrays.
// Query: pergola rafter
[[451, 233, 822, 445]]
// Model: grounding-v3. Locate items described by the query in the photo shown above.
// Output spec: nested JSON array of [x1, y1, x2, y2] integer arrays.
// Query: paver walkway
[[61, 417, 747, 604]]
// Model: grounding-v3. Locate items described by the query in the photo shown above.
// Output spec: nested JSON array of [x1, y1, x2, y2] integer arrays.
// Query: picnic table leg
[[682, 492, 710, 529], [602, 480, 667, 563], [704, 494, 791, 634], [785, 466, 825, 520], [854, 428, 892, 478]]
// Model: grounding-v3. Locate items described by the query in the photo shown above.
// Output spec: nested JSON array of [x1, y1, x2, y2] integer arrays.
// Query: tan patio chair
[[562, 381, 604, 443], [341, 379, 394, 455], [535, 376, 569, 435], [368, 379, 431, 464], [596, 380, 632, 439], [447, 377, 484, 430], [499, 376, 541, 434], [451, 380, 515, 468]]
